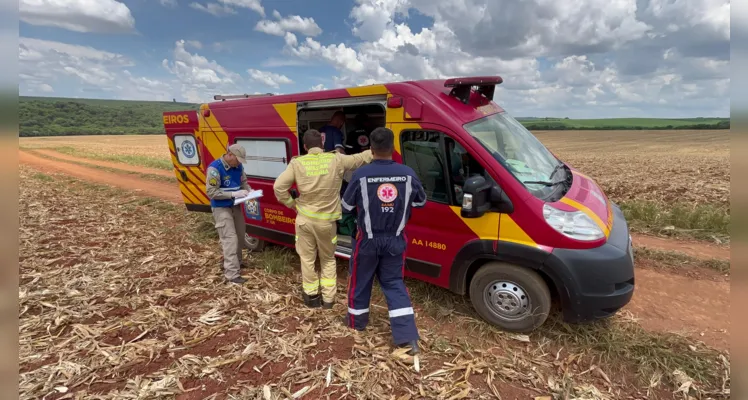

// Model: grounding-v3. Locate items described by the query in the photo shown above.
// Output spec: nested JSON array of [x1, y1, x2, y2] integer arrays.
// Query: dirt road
[[18, 148, 730, 350]]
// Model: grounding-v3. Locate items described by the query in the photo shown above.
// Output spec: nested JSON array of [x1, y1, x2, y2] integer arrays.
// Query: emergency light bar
[[444, 76, 503, 105], [213, 93, 275, 101]]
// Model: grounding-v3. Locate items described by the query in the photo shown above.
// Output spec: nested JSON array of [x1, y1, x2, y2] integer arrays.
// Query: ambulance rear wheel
[[469, 262, 551, 333], [244, 233, 265, 252]]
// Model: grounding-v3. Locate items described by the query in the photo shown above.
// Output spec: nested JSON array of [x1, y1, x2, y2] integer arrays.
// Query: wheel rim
[[484, 280, 531, 321], [245, 234, 259, 249]]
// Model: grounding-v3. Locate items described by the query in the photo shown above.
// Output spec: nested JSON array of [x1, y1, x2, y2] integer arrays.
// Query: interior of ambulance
[[295, 101, 489, 249]]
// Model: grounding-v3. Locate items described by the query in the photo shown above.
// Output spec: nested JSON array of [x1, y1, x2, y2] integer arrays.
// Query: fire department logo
[[244, 199, 262, 220], [357, 135, 369, 147], [222, 176, 231, 187], [181, 141, 196, 158], [377, 183, 398, 203]]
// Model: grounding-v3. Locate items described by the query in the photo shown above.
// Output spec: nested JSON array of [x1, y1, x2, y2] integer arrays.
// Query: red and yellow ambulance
[[162, 76, 635, 332]]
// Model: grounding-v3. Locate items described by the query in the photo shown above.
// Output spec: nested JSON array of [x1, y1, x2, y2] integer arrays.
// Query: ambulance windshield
[[463, 112, 566, 199]]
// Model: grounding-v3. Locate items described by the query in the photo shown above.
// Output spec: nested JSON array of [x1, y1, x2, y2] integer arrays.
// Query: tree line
[[19, 97, 730, 137], [19, 98, 198, 137]]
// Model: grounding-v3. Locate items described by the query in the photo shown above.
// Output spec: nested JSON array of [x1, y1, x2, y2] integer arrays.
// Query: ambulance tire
[[469, 262, 551, 333], [244, 234, 266, 252]]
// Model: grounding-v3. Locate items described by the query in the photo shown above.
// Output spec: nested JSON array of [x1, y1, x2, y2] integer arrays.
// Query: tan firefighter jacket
[[273, 147, 373, 221]]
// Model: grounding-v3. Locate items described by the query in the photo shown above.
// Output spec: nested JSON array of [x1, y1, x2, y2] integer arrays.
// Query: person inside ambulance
[[341, 127, 427, 356], [319, 111, 346, 154], [345, 113, 373, 154], [448, 140, 482, 204], [205, 144, 253, 284]]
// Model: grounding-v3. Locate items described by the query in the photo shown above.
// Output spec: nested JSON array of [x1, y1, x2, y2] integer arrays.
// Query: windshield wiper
[[548, 162, 565, 181], [522, 179, 566, 187]]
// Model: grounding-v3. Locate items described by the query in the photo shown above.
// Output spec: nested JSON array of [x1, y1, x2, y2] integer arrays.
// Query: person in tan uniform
[[206, 144, 253, 284], [274, 129, 373, 308]]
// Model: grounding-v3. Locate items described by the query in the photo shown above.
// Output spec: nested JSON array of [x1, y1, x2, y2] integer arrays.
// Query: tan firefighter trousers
[[295, 214, 338, 303], [212, 205, 246, 280]]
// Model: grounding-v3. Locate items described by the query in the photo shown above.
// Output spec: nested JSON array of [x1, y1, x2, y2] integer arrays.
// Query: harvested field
[[18, 166, 730, 400], [533, 130, 730, 208]]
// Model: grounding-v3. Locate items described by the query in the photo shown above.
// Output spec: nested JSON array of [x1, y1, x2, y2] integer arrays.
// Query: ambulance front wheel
[[469, 262, 551, 333], [244, 233, 266, 252]]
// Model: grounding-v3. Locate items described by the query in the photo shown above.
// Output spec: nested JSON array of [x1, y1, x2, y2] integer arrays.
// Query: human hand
[[233, 190, 249, 198]]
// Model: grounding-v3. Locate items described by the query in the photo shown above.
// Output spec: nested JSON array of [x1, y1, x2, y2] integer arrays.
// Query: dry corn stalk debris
[[18, 165, 722, 400]]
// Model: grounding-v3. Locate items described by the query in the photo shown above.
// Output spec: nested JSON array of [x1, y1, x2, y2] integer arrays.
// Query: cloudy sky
[[17, 0, 731, 118]]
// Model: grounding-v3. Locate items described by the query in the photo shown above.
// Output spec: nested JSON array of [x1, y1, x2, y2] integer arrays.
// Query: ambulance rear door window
[[399, 130, 450, 204]]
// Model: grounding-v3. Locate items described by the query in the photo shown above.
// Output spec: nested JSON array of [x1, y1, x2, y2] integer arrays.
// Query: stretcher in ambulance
[[161, 77, 635, 332]]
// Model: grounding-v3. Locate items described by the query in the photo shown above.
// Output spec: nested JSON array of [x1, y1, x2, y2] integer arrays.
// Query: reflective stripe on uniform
[[223, 186, 241, 191], [341, 199, 354, 211], [320, 278, 336, 287], [348, 307, 369, 315], [388, 307, 414, 318], [296, 205, 341, 221], [332, 235, 337, 245], [303, 281, 320, 292], [395, 175, 413, 236], [282, 197, 295, 206], [412, 200, 426, 207], [359, 176, 373, 239]]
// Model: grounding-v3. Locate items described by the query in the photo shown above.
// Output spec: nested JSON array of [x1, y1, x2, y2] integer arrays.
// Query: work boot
[[302, 293, 322, 308], [398, 340, 420, 356], [322, 301, 334, 309], [229, 276, 247, 284]]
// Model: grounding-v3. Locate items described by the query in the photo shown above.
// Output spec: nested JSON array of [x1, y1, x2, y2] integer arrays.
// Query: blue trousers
[[346, 231, 419, 345]]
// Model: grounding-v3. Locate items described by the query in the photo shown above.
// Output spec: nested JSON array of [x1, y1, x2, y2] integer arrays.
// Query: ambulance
[[162, 76, 635, 333]]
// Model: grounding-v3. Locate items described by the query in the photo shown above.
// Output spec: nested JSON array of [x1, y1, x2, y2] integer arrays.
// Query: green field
[[518, 117, 730, 130], [19, 96, 730, 137]]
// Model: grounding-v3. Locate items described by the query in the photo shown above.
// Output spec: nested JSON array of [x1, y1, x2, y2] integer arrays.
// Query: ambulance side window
[[400, 130, 450, 204]]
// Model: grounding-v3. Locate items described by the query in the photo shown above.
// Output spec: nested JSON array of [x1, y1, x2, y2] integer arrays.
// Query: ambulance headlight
[[542, 204, 605, 241]]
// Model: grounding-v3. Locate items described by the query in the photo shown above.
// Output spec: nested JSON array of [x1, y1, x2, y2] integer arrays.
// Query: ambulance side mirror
[[460, 176, 492, 218], [490, 185, 514, 214]]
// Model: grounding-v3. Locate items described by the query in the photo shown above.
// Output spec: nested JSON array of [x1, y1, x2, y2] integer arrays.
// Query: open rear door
[[162, 110, 212, 212]]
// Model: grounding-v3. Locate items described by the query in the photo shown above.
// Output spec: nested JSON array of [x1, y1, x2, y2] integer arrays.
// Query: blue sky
[[18, 0, 731, 118]]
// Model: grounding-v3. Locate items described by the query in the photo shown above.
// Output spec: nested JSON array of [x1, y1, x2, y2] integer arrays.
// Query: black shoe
[[398, 340, 420, 356], [322, 301, 334, 309], [302, 293, 322, 308], [229, 276, 247, 284]]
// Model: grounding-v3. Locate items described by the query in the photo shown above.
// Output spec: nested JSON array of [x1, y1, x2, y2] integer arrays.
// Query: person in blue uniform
[[319, 111, 346, 153], [205, 144, 252, 284], [340, 127, 427, 355]]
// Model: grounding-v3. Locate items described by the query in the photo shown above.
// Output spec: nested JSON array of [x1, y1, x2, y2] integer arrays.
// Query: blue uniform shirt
[[319, 124, 344, 152], [341, 159, 427, 239], [207, 157, 245, 208]]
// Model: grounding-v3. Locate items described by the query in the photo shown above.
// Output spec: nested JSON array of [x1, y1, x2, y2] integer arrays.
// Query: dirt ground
[[21, 164, 678, 400], [18, 148, 731, 352]]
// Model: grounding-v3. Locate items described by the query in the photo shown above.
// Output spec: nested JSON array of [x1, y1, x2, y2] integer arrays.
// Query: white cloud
[[277, 0, 729, 117], [310, 84, 327, 91], [19, 0, 136, 33], [159, 0, 177, 7], [247, 69, 293, 88], [190, 0, 264, 17], [189, 2, 235, 16], [18, 37, 155, 97], [255, 14, 322, 37], [261, 57, 311, 68], [185, 40, 203, 49]]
